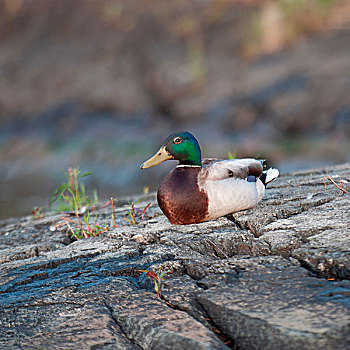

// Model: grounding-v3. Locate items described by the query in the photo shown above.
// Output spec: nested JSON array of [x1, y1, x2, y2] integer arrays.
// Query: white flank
[[200, 177, 265, 220]]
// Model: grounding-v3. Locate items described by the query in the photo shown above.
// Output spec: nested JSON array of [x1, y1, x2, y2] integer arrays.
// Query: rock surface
[[0, 164, 350, 349]]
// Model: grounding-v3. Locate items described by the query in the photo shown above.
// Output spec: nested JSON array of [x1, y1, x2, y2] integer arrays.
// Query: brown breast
[[157, 167, 209, 225]]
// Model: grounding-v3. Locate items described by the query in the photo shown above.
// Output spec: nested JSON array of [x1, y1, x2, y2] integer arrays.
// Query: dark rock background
[[1, 0, 350, 218], [0, 164, 349, 349]]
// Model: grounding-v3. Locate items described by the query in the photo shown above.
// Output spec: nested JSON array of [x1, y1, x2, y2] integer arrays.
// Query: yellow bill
[[140, 146, 173, 169]]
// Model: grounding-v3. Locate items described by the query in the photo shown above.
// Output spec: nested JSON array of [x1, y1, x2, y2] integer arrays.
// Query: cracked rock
[[1, 163, 350, 349]]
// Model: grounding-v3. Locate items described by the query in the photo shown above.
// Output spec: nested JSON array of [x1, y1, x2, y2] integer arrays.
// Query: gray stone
[[197, 256, 350, 350], [1, 164, 350, 349]]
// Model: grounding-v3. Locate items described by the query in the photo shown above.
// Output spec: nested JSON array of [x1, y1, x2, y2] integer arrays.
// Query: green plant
[[49, 167, 98, 214], [140, 267, 173, 297], [63, 211, 109, 239], [61, 198, 120, 240], [228, 151, 236, 159], [124, 201, 151, 224]]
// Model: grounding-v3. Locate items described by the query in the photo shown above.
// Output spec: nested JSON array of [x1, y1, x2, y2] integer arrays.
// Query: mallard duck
[[141, 131, 279, 225]]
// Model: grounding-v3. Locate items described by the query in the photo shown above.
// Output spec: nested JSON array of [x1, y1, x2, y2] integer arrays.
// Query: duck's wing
[[200, 158, 263, 181], [202, 158, 220, 166]]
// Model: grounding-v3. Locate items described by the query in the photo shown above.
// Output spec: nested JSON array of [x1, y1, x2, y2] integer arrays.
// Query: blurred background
[[1, 0, 350, 218]]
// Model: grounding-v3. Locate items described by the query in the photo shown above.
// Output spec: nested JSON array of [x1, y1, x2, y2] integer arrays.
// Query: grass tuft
[[228, 151, 236, 159], [124, 200, 151, 225], [139, 267, 173, 298], [49, 167, 98, 215]]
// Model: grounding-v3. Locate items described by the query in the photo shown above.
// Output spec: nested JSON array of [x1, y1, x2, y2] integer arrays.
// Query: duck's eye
[[173, 137, 182, 144]]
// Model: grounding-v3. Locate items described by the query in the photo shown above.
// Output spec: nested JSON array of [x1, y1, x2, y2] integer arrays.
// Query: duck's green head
[[141, 131, 202, 169]]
